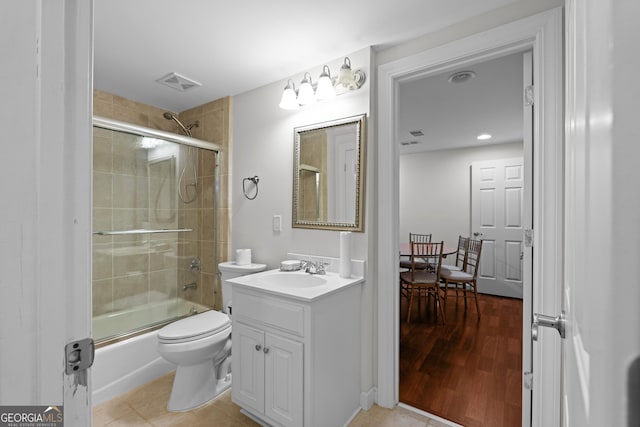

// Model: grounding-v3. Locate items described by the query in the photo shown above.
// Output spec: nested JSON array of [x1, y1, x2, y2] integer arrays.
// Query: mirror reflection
[[293, 114, 366, 231]]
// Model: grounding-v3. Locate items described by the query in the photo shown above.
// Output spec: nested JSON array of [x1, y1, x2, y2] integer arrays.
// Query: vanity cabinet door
[[233, 322, 304, 427], [264, 333, 303, 427], [232, 322, 265, 414]]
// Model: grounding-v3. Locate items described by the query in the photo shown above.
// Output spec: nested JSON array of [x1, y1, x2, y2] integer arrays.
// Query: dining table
[[399, 242, 457, 258]]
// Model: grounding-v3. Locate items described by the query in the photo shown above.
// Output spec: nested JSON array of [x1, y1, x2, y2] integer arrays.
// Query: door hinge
[[524, 85, 535, 106], [524, 229, 534, 247], [65, 338, 95, 375], [524, 371, 534, 390]]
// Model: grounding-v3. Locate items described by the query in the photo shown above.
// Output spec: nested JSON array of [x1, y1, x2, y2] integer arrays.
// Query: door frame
[[1, 0, 93, 424], [376, 8, 563, 427]]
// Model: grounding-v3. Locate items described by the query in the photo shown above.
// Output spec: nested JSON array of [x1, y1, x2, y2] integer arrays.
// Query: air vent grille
[[409, 130, 424, 137], [156, 72, 202, 92]]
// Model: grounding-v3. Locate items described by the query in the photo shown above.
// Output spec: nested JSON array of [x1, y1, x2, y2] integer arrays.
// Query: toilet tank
[[218, 262, 266, 315]]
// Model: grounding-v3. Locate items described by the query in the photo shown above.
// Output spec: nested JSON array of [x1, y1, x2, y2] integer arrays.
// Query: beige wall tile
[[93, 172, 112, 208], [92, 278, 113, 316], [92, 90, 231, 325], [149, 270, 178, 301], [113, 273, 149, 311]]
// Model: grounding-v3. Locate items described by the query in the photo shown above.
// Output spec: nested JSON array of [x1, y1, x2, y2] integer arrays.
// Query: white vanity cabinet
[[231, 274, 363, 427], [233, 322, 303, 426]]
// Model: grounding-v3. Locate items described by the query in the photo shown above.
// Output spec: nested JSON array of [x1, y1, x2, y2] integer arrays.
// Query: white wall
[[377, 0, 563, 66], [399, 142, 523, 248], [231, 48, 375, 395], [231, 48, 371, 266]]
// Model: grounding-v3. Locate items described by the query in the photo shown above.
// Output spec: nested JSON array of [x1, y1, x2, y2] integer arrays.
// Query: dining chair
[[399, 233, 432, 270], [440, 235, 469, 273], [400, 241, 445, 324], [440, 238, 483, 319]]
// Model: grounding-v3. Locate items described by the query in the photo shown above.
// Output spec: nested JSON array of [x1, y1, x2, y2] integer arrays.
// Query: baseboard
[[360, 387, 377, 410]]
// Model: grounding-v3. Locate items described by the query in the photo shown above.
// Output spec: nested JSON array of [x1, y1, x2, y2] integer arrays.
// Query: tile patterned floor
[[93, 372, 454, 427]]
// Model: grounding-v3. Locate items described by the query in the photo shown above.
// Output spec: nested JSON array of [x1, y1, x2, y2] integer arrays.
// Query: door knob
[[255, 344, 262, 351], [532, 311, 566, 341], [473, 232, 483, 237]]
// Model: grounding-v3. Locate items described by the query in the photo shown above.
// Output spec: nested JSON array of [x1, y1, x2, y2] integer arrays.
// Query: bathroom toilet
[[218, 261, 267, 316], [157, 261, 266, 412]]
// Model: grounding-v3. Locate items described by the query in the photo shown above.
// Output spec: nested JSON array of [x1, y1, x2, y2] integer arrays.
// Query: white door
[[264, 333, 303, 427], [471, 157, 525, 298], [562, 1, 640, 425], [0, 2, 92, 425]]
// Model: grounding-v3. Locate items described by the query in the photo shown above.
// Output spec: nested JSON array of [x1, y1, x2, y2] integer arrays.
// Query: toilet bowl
[[157, 310, 232, 412], [156, 261, 266, 412]]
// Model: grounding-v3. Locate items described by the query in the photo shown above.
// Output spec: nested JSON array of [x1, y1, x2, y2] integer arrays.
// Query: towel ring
[[243, 176, 259, 200]]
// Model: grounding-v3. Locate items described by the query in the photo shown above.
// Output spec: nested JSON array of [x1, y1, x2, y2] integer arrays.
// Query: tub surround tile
[[92, 89, 232, 333]]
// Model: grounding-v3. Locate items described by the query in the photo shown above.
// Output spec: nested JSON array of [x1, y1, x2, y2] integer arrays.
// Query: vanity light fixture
[[315, 65, 336, 100], [278, 57, 366, 110], [337, 57, 366, 90], [297, 72, 317, 105], [279, 80, 299, 110]]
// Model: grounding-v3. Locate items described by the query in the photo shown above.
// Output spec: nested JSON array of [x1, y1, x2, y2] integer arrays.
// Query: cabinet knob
[[255, 344, 262, 351], [263, 347, 270, 354]]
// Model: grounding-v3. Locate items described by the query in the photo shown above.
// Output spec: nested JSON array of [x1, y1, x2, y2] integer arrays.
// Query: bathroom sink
[[246, 272, 327, 288]]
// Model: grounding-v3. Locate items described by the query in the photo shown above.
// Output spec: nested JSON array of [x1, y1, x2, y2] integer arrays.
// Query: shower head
[[162, 111, 198, 137]]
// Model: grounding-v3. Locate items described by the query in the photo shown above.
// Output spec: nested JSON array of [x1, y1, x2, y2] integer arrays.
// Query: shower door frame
[[92, 116, 221, 344]]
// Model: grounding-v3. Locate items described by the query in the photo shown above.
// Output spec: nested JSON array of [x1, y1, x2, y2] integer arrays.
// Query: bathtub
[[92, 298, 210, 405]]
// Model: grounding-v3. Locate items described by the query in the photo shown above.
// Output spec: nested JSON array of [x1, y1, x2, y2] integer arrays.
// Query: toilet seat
[[158, 310, 231, 344]]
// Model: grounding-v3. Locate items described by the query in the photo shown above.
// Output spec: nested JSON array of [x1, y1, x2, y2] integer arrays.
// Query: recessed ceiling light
[[448, 70, 476, 84], [477, 133, 492, 141]]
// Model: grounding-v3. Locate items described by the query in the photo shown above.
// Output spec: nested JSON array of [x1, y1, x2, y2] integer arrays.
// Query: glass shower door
[[92, 122, 217, 344]]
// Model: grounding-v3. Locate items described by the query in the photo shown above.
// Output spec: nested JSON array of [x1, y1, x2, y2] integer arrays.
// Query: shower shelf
[[93, 228, 193, 236]]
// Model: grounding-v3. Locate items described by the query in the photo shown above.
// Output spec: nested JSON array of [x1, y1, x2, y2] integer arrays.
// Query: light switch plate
[[273, 215, 282, 232]]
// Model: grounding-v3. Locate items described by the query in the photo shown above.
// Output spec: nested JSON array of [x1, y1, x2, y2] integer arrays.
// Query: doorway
[[396, 51, 528, 426], [376, 8, 564, 427]]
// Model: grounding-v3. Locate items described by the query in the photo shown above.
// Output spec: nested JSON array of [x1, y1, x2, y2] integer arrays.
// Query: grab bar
[[93, 228, 193, 236]]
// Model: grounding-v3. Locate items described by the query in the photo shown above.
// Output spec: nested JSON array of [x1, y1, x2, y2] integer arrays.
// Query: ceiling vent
[[399, 140, 422, 146], [409, 130, 424, 137], [156, 72, 202, 92]]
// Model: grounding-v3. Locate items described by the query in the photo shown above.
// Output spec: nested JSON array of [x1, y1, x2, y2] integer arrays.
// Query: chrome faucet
[[301, 260, 328, 275], [182, 282, 198, 291]]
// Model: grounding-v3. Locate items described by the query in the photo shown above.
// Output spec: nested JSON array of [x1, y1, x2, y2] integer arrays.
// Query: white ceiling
[[94, 0, 519, 113], [398, 51, 526, 154]]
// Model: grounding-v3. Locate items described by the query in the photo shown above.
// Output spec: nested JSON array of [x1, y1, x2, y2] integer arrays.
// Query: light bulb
[[338, 57, 354, 87], [279, 80, 298, 110], [315, 65, 336, 100], [297, 72, 316, 105]]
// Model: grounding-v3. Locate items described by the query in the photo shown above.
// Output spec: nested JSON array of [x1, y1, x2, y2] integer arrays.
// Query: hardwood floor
[[400, 290, 523, 427]]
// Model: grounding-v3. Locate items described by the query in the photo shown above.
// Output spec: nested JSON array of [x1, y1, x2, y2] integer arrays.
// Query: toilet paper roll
[[339, 232, 351, 278], [235, 249, 252, 265]]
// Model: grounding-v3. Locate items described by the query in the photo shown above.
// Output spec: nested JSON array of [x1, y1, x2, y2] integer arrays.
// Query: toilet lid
[[158, 310, 231, 341]]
